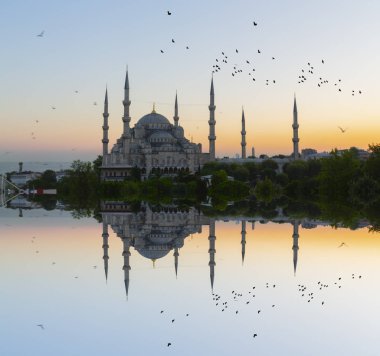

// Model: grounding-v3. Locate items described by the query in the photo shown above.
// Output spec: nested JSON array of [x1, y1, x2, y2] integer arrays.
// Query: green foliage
[[29, 169, 57, 189], [253, 177, 282, 203], [318, 150, 361, 201]]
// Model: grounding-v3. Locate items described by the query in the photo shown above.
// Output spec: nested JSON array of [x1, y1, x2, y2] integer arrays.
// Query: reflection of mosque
[[100, 202, 301, 297]]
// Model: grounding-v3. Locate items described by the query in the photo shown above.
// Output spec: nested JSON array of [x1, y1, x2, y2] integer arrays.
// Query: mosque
[[100, 69, 301, 180], [100, 69, 216, 180]]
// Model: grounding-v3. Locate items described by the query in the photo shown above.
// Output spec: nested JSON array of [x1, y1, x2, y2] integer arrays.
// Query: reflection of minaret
[[292, 221, 299, 276], [102, 222, 109, 281], [241, 220, 246, 264], [174, 247, 179, 278], [18, 208, 23, 218], [208, 220, 216, 290], [122, 237, 131, 299]]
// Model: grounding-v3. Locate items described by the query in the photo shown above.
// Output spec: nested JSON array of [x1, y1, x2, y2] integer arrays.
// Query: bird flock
[[157, 272, 364, 349]]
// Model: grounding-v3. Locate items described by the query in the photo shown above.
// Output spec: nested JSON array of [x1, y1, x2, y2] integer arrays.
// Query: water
[[0, 162, 71, 175], [1, 201, 380, 355]]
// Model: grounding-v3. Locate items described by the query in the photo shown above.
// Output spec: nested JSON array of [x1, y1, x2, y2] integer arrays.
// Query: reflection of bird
[[37, 31, 44, 37], [338, 242, 348, 248], [338, 126, 348, 133], [37, 324, 44, 330]]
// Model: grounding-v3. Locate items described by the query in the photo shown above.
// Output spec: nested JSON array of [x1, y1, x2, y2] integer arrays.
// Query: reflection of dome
[[136, 247, 171, 260], [137, 112, 170, 126]]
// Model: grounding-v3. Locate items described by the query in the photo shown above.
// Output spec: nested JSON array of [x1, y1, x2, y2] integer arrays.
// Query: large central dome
[[137, 112, 171, 126]]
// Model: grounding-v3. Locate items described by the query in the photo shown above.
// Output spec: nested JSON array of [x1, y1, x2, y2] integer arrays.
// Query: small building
[[9, 172, 41, 187]]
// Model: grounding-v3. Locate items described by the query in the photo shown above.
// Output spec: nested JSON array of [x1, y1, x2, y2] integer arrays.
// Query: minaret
[[122, 237, 131, 299], [102, 222, 109, 281], [292, 95, 300, 159], [241, 220, 246, 264], [173, 247, 179, 278], [173, 92, 179, 127], [241, 108, 247, 159], [102, 88, 109, 162], [122, 68, 131, 139], [208, 76, 216, 160], [292, 220, 299, 276], [208, 220, 216, 291]]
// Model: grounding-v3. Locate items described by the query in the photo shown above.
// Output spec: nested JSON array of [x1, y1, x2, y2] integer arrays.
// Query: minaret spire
[[241, 220, 246, 264], [122, 237, 131, 300], [122, 67, 131, 139], [208, 75, 216, 160], [292, 95, 300, 159], [208, 220, 216, 291], [173, 91, 179, 127], [102, 87, 109, 164], [292, 220, 300, 276], [241, 108, 247, 159], [174, 247, 179, 278], [102, 222, 109, 281]]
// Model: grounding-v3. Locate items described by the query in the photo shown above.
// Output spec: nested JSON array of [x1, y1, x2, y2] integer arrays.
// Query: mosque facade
[[100, 70, 216, 180]]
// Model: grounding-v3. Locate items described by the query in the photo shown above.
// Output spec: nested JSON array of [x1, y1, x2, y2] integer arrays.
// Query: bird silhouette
[[253, 333, 258, 338], [93, 102, 97, 106], [338, 242, 348, 247], [160, 50, 164, 53], [171, 39, 175, 43], [338, 127, 348, 133], [253, 21, 258, 26], [37, 31, 44, 37], [322, 59, 325, 64], [167, 343, 172, 347], [167, 11, 171, 15], [186, 46, 189, 49], [236, 49, 239, 53], [51, 106, 56, 110], [258, 49, 261, 54], [37, 324, 44, 330]]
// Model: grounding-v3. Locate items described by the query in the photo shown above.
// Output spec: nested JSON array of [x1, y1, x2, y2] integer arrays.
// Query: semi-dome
[[136, 112, 171, 126], [136, 247, 171, 260], [149, 131, 176, 143]]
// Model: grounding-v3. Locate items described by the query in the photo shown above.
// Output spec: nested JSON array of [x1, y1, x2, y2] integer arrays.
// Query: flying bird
[[51, 106, 56, 110], [37, 324, 44, 330], [160, 50, 164, 53], [167, 343, 172, 347], [338, 126, 348, 133], [37, 31, 44, 37], [171, 39, 175, 43], [167, 11, 171, 15], [338, 242, 348, 247], [253, 21, 258, 26]]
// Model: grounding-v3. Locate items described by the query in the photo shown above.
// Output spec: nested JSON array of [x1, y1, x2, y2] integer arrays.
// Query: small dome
[[137, 112, 171, 126]]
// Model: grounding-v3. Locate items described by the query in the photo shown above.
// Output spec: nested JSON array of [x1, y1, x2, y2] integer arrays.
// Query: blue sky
[[1, 0, 379, 161]]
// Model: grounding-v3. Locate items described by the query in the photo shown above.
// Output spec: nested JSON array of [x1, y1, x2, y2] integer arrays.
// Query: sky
[[0, 0, 379, 162]]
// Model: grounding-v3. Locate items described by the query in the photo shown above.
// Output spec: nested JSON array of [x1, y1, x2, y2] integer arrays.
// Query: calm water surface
[[1, 202, 380, 356]]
